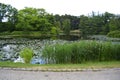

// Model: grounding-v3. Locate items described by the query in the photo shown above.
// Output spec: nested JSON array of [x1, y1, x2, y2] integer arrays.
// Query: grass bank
[[0, 61, 120, 69], [0, 31, 51, 39]]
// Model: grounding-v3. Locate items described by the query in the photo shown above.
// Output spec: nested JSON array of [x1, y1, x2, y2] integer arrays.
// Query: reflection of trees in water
[[0, 39, 68, 63]]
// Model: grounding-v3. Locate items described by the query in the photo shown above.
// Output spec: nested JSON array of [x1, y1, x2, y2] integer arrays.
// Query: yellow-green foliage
[[51, 27, 57, 35], [20, 48, 33, 63]]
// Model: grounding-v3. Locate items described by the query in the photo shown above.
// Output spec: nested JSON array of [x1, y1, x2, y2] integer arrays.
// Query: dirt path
[[0, 68, 120, 80]]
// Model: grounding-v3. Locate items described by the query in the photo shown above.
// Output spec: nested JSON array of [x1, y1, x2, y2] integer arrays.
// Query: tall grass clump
[[20, 48, 33, 63], [101, 42, 120, 61], [42, 41, 120, 64]]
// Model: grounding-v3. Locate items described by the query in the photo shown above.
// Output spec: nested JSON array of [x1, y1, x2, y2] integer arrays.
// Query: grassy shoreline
[[0, 31, 50, 39], [0, 61, 120, 69]]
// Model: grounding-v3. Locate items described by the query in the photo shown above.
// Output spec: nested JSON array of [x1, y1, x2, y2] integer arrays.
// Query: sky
[[0, 0, 120, 16]]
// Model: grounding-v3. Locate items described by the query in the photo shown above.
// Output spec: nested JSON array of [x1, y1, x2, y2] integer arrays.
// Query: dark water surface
[[0, 35, 119, 64]]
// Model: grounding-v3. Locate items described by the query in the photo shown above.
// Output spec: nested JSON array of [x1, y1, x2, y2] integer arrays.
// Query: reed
[[42, 40, 120, 64]]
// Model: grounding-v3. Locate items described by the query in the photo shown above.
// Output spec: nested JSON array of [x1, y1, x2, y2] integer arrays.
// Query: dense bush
[[20, 48, 33, 63], [107, 30, 120, 38], [42, 41, 120, 64]]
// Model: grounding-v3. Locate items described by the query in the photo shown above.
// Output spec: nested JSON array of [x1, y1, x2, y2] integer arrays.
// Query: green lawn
[[0, 31, 51, 39], [0, 61, 120, 69]]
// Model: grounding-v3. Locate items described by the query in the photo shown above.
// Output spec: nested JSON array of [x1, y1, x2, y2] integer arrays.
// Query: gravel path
[[0, 68, 120, 80]]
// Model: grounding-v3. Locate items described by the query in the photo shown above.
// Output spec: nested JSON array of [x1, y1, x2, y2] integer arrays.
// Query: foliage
[[51, 27, 57, 35], [0, 3, 18, 32], [109, 17, 120, 31], [62, 19, 71, 35], [42, 41, 120, 64], [0, 3, 120, 38], [16, 7, 52, 32], [20, 48, 33, 63], [0, 3, 18, 23], [107, 30, 120, 38], [79, 15, 90, 37], [79, 12, 115, 36], [55, 14, 80, 30], [54, 21, 61, 35]]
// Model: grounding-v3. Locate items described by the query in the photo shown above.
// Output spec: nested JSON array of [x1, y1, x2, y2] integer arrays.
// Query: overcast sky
[[0, 0, 120, 16]]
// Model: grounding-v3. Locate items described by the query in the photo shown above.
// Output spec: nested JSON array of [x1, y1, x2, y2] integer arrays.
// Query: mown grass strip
[[0, 61, 120, 69]]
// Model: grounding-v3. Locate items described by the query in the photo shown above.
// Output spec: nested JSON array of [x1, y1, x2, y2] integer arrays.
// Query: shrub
[[20, 48, 33, 63], [51, 27, 57, 35], [107, 30, 120, 38]]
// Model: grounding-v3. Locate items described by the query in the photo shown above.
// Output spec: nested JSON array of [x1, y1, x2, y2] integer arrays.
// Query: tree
[[102, 12, 114, 34], [16, 7, 52, 32], [0, 3, 18, 31], [54, 14, 80, 30], [79, 15, 90, 37], [16, 7, 38, 31], [62, 19, 71, 35], [89, 13, 104, 34], [0, 3, 9, 22], [79, 12, 115, 36], [54, 21, 61, 35], [109, 16, 120, 31]]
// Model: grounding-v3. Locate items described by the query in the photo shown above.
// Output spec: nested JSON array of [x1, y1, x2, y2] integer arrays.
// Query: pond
[[0, 38, 70, 64], [0, 35, 120, 64]]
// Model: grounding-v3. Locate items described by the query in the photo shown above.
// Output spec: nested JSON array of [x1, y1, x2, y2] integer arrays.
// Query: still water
[[0, 35, 119, 64]]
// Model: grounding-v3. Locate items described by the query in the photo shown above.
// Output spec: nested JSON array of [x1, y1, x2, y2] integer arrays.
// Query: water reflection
[[0, 38, 68, 64], [0, 35, 119, 64]]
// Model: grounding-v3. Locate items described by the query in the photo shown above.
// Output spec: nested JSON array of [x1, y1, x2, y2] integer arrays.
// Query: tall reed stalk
[[42, 41, 120, 64]]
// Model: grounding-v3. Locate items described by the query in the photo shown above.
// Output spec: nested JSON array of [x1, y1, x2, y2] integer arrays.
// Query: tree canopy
[[0, 3, 120, 37], [16, 7, 52, 32], [0, 3, 17, 31]]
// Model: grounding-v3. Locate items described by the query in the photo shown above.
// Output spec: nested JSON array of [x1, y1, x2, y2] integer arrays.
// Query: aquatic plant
[[42, 41, 120, 64], [20, 48, 33, 63]]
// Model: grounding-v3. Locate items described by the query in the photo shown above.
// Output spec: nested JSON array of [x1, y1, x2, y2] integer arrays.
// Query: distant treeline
[[0, 3, 120, 37]]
